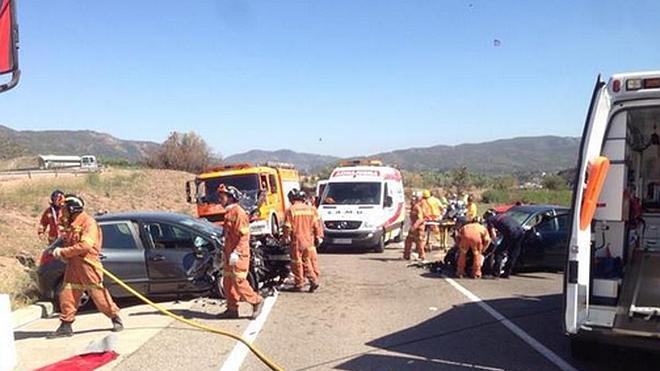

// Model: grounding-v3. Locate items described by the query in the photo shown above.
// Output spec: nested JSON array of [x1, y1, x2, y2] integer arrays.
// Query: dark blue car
[[502, 205, 571, 271]]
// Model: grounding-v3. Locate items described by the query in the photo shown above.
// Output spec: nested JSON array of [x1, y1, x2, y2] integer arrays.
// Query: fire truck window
[[260, 175, 268, 191], [269, 174, 278, 193]]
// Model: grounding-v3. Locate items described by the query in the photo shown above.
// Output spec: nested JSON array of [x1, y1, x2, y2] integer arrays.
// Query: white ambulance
[[566, 71, 660, 358], [317, 160, 405, 252]]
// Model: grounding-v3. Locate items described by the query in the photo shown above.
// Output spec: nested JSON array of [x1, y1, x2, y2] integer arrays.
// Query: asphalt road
[[13, 242, 660, 370]]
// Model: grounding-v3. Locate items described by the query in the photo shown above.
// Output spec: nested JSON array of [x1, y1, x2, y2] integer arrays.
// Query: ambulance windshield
[[321, 182, 382, 205]]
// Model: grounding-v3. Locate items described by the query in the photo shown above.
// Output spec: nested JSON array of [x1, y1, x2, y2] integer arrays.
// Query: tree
[[147, 131, 216, 173], [491, 175, 517, 191], [450, 167, 471, 191], [542, 174, 568, 190]]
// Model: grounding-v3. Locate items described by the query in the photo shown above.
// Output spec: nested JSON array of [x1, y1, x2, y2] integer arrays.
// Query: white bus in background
[[566, 71, 660, 359], [317, 160, 405, 253], [38, 155, 99, 170]]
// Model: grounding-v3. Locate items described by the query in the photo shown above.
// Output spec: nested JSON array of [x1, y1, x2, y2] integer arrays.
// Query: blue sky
[[1, 0, 659, 157]]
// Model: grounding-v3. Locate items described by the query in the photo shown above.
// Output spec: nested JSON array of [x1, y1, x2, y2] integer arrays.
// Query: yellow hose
[[83, 257, 284, 371]]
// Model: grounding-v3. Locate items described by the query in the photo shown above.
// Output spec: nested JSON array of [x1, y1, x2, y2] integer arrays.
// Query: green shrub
[[481, 189, 572, 206]]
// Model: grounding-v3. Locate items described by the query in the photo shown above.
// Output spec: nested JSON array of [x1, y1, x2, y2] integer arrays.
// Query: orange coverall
[[39, 206, 62, 243], [456, 222, 492, 278], [404, 202, 426, 260], [284, 202, 323, 288], [222, 204, 263, 311], [58, 211, 120, 323]]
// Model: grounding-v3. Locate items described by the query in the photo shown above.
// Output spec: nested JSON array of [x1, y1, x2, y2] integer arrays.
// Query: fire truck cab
[[566, 71, 660, 358], [186, 162, 300, 237]]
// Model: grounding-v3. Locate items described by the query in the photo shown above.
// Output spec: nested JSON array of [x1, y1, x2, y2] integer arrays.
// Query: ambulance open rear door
[[564, 76, 612, 335]]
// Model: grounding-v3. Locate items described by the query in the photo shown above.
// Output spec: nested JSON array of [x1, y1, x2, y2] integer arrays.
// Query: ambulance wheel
[[570, 337, 598, 361], [393, 227, 403, 243], [373, 234, 385, 253]]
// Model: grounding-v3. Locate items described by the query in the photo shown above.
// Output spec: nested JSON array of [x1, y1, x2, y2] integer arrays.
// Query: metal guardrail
[[0, 167, 101, 179]]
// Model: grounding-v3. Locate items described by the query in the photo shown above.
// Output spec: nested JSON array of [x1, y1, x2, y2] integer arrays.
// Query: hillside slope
[[371, 136, 580, 174], [224, 149, 340, 172], [0, 168, 195, 308], [0, 124, 158, 161]]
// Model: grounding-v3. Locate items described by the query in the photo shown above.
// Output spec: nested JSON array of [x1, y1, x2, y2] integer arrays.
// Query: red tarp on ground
[[33, 351, 119, 371]]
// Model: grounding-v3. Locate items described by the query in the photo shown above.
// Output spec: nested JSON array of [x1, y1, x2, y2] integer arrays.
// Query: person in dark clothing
[[486, 213, 524, 278]]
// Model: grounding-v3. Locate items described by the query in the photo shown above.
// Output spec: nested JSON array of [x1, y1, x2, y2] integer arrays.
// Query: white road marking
[[384, 349, 505, 371], [219, 291, 279, 371], [444, 277, 577, 371]]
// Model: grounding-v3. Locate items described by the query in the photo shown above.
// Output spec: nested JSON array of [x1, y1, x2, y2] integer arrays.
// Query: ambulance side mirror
[[384, 196, 393, 208], [0, 0, 19, 93]]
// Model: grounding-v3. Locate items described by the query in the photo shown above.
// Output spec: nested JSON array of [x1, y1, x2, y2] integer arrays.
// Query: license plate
[[334, 238, 352, 244]]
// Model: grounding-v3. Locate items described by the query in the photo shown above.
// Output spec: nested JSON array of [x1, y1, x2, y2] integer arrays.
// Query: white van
[[317, 160, 405, 252], [566, 71, 660, 358]]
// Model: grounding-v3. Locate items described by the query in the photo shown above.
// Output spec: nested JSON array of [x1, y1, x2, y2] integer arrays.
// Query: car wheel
[[373, 233, 385, 253], [393, 227, 403, 243], [213, 272, 226, 299], [248, 270, 260, 292]]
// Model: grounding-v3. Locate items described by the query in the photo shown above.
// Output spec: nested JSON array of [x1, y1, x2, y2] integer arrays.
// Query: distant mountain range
[[0, 125, 158, 161], [0, 124, 579, 174], [224, 149, 340, 172], [373, 136, 581, 174], [226, 136, 580, 174]]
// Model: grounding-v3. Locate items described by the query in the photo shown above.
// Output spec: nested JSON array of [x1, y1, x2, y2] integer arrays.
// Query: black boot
[[308, 282, 320, 293], [47, 321, 73, 339], [111, 316, 124, 332], [251, 301, 264, 320], [217, 309, 239, 319]]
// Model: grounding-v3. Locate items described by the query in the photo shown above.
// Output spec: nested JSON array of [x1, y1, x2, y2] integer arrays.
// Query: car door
[[99, 221, 149, 297], [143, 221, 216, 294], [544, 213, 570, 270]]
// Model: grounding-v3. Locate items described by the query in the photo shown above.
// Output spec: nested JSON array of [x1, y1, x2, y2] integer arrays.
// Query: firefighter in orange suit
[[216, 184, 264, 319], [38, 190, 65, 244], [403, 192, 426, 261], [455, 221, 491, 278], [48, 195, 122, 338], [283, 189, 323, 292]]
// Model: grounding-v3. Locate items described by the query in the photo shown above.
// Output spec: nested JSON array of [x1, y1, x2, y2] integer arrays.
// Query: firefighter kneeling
[[48, 195, 122, 338], [454, 220, 491, 279], [282, 189, 323, 293]]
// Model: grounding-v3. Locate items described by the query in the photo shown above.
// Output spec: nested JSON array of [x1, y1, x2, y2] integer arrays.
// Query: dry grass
[[0, 168, 196, 308]]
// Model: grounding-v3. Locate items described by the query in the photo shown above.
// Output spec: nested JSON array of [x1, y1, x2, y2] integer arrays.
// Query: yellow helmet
[[422, 189, 431, 199]]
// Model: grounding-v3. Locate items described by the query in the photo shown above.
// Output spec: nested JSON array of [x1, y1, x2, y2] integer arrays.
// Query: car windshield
[[503, 208, 536, 226], [179, 217, 223, 236], [321, 182, 382, 205], [202, 174, 260, 203]]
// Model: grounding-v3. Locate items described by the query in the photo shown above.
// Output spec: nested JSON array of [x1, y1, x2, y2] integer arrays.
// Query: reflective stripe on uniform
[[224, 270, 249, 279], [81, 236, 96, 245], [63, 282, 104, 290], [291, 210, 316, 217]]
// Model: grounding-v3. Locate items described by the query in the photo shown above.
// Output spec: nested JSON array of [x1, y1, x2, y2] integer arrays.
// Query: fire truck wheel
[[270, 215, 280, 237]]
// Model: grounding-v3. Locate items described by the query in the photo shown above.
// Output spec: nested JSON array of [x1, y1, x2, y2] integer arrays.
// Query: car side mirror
[[384, 196, 393, 208]]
